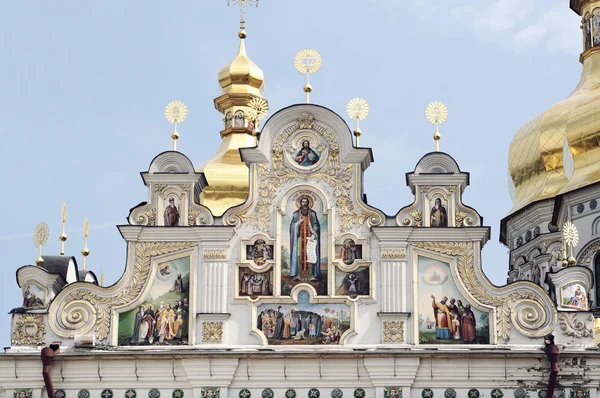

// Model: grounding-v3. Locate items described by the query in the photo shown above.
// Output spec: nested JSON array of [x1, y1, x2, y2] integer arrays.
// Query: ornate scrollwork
[[381, 248, 407, 260], [558, 313, 594, 338], [576, 238, 600, 267], [203, 250, 228, 260], [382, 321, 404, 342], [455, 210, 468, 226], [50, 242, 196, 341], [188, 209, 200, 226], [154, 184, 168, 195], [136, 208, 156, 226], [178, 184, 191, 192], [412, 241, 556, 341], [237, 113, 381, 233], [202, 321, 224, 343], [409, 209, 423, 227], [12, 314, 46, 346]]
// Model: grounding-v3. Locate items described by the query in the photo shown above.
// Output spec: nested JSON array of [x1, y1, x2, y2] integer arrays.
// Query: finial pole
[[426, 101, 448, 152], [347, 98, 370, 148], [295, 49, 322, 104], [248, 97, 269, 142], [227, 0, 259, 32], [33, 222, 50, 266], [165, 101, 188, 152], [82, 217, 90, 271], [60, 201, 67, 255], [100, 269, 104, 287]]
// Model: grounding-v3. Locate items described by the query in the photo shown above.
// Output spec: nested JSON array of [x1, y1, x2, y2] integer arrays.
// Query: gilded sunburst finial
[[33, 222, 50, 266], [425, 101, 448, 152], [563, 221, 579, 266], [165, 100, 188, 151], [227, 0, 259, 30], [347, 98, 370, 147], [295, 49, 322, 104], [247, 97, 269, 136]]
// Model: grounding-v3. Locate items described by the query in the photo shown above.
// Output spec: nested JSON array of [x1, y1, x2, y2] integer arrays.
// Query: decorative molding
[[576, 238, 600, 267], [409, 209, 423, 227], [145, 208, 156, 226], [201, 388, 220, 398], [202, 321, 224, 343], [49, 242, 196, 341], [412, 241, 556, 340], [383, 320, 404, 342], [233, 113, 382, 233], [178, 184, 191, 192], [381, 248, 407, 260], [14, 390, 32, 398], [203, 249, 228, 260], [12, 314, 45, 346], [455, 210, 468, 226], [558, 312, 594, 338], [154, 184, 168, 195], [188, 209, 200, 226]]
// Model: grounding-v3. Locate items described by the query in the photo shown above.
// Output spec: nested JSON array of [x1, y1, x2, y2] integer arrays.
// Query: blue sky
[[0, 0, 582, 347]]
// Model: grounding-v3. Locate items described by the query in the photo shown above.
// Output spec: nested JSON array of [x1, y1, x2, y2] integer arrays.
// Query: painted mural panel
[[281, 191, 328, 296], [22, 284, 46, 309], [417, 256, 489, 344], [245, 239, 274, 266], [239, 267, 273, 297], [257, 291, 349, 345], [335, 239, 363, 265], [335, 267, 370, 297], [561, 283, 588, 310], [118, 256, 190, 345]]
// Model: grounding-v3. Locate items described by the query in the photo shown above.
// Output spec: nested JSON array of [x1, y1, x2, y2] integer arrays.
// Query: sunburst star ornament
[[563, 221, 579, 266], [425, 101, 448, 152], [247, 97, 269, 122], [347, 98, 370, 147], [227, 0, 259, 29], [295, 49, 322, 104], [165, 100, 188, 151], [33, 222, 50, 266]]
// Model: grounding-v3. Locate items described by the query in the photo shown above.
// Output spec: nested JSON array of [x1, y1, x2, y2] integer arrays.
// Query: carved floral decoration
[[12, 314, 45, 346], [558, 313, 594, 338], [383, 321, 405, 343], [202, 321, 224, 343]]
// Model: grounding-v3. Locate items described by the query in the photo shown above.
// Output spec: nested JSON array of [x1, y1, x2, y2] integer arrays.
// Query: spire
[[198, 1, 268, 216]]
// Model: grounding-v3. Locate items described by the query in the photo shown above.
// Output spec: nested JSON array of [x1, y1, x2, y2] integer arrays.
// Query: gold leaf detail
[[455, 210, 468, 227], [202, 321, 224, 343], [12, 314, 45, 346], [188, 209, 200, 226], [383, 321, 404, 343], [409, 209, 422, 227]]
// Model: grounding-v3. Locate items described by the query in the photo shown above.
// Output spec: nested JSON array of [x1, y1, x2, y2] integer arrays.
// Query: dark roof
[[39, 256, 77, 281]]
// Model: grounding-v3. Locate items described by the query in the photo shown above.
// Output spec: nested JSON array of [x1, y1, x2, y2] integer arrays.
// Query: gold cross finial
[[60, 201, 67, 255], [165, 101, 188, 151], [82, 217, 90, 271], [227, 0, 259, 31], [425, 101, 448, 152], [347, 98, 370, 147], [295, 49, 322, 104], [33, 222, 50, 266]]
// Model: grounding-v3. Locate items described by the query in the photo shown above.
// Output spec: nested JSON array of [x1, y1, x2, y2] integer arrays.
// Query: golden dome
[[508, 50, 600, 214], [218, 30, 264, 96]]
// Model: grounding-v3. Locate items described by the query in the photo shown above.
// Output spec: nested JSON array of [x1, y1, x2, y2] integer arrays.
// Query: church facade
[[2, 2, 600, 398]]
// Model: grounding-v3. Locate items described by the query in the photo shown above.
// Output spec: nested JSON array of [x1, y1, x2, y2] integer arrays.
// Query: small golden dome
[[507, 51, 600, 214], [218, 31, 264, 96]]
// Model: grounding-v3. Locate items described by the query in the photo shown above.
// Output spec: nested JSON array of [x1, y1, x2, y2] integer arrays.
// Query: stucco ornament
[[383, 321, 404, 342], [202, 321, 224, 343], [558, 313, 594, 338], [137, 208, 156, 226], [412, 241, 556, 340], [49, 241, 196, 341], [12, 314, 45, 346], [576, 238, 600, 267], [381, 248, 407, 260], [231, 113, 383, 233]]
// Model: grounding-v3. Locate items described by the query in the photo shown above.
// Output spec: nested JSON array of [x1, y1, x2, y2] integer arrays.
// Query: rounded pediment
[[414, 152, 461, 174], [148, 151, 195, 174]]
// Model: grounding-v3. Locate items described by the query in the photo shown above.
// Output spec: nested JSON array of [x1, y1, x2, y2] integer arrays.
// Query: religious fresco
[[417, 256, 489, 344], [118, 256, 190, 345], [256, 291, 349, 345], [22, 284, 46, 309], [336, 239, 363, 265], [293, 139, 321, 167], [335, 267, 370, 298], [239, 268, 273, 297], [281, 191, 328, 296], [245, 239, 274, 266], [561, 283, 588, 310], [164, 196, 180, 227], [430, 197, 448, 227]]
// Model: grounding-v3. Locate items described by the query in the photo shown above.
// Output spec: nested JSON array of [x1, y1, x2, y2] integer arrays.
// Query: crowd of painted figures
[[257, 307, 343, 344], [130, 299, 189, 345], [430, 295, 477, 343]]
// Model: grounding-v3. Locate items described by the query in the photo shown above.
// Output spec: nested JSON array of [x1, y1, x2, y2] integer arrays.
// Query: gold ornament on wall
[[33, 222, 50, 266], [202, 321, 224, 343], [12, 314, 46, 346], [165, 100, 188, 151], [383, 321, 405, 343], [563, 221, 579, 266], [347, 98, 370, 147], [295, 49, 322, 104], [425, 101, 448, 152]]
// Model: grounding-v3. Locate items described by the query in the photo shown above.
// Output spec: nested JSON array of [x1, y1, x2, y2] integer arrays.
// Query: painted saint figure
[[460, 304, 477, 343], [251, 239, 272, 266], [567, 285, 587, 309], [164, 197, 180, 227], [294, 140, 320, 166], [340, 239, 357, 265], [430, 198, 448, 227], [173, 274, 184, 293], [431, 295, 454, 339], [289, 197, 321, 281]]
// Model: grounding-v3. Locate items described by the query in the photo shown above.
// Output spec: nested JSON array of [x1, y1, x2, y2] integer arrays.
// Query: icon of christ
[[289, 196, 321, 281]]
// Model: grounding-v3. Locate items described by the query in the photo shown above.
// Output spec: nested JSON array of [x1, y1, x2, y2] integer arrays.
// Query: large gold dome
[[508, 47, 600, 214]]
